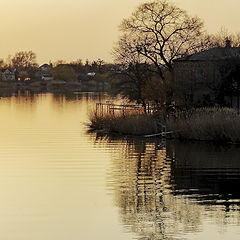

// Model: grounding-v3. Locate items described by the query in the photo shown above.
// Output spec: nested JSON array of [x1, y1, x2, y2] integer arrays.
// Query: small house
[[173, 40, 240, 109], [17, 70, 31, 81], [39, 64, 52, 72], [41, 75, 53, 81], [2, 69, 15, 81], [36, 64, 53, 81]]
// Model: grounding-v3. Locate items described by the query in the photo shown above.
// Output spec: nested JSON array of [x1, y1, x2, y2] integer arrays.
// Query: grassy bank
[[89, 111, 163, 136], [89, 107, 240, 143], [166, 107, 240, 143]]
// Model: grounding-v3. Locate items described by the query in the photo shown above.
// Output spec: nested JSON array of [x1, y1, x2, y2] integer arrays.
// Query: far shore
[[0, 79, 110, 93]]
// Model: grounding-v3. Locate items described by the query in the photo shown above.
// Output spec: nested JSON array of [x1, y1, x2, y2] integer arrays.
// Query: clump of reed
[[89, 111, 162, 136], [167, 107, 240, 143]]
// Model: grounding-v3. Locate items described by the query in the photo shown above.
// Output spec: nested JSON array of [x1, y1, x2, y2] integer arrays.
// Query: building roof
[[39, 64, 50, 68], [2, 69, 15, 74], [174, 46, 240, 62]]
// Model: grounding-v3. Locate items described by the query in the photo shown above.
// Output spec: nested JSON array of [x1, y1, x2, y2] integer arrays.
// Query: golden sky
[[0, 0, 239, 64]]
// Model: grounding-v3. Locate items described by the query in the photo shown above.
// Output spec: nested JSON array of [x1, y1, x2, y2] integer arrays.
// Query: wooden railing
[[96, 102, 151, 116]]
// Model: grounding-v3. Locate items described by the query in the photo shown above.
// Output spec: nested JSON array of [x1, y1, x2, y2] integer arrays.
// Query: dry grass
[[167, 107, 240, 143], [89, 111, 162, 136], [89, 107, 240, 142]]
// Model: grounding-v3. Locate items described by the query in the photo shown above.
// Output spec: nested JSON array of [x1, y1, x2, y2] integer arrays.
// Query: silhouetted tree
[[52, 60, 67, 67], [207, 27, 240, 48], [0, 59, 6, 69], [9, 51, 38, 70], [117, 0, 204, 82], [113, 35, 154, 110], [52, 65, 77, 82]]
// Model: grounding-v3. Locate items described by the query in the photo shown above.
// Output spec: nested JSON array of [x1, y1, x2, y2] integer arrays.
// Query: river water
[[0, 92, 240, 240]]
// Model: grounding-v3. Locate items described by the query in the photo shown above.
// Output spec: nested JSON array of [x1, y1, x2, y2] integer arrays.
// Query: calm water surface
[[0, 92, 240, 240]]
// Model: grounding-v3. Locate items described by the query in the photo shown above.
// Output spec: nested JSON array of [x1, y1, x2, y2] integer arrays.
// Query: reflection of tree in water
[[49, 92, 108, 114], [0, 89, 37, 101], [52, 91, 107, 102], [93, 134, 240, 239], [92, 135, 203, 240]]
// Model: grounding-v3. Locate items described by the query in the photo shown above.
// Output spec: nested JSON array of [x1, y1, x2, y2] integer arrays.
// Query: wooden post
[[96, 103, 98, 115]]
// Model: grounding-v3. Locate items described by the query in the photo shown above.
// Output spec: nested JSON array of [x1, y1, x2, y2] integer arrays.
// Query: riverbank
[[167, 107, 240, 143], [89, 111, 164, 136], [89, 107, 240, 143]]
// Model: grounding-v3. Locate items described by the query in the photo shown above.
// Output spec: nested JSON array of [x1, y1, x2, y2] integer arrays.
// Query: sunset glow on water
[[0, 92, 239, 239]]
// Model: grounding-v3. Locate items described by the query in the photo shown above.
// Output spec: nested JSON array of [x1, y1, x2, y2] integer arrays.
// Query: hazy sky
[[0, 0, 240, 64]]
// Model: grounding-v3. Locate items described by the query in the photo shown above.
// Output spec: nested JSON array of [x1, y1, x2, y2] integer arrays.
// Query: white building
[[87, 72, 96, 77]]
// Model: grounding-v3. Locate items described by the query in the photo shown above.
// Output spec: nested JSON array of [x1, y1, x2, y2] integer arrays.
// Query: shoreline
[[0, 80, 108, 95], [89, 107, 240, 144]]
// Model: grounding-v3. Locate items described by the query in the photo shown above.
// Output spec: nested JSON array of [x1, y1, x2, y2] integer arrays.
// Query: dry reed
[[89, 111, 162, 136], [167, 107, 240, 143]]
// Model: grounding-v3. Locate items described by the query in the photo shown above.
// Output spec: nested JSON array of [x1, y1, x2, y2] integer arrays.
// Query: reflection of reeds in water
[[96, 137, 203, 239], [169, 141, 240, 208], [91, 134, 240, 239]]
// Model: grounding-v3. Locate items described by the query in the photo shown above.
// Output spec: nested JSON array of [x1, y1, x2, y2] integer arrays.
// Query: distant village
[[0, 54, 119, 92]]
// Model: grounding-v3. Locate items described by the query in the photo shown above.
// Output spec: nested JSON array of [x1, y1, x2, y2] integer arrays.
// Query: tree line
[[0, 51, 115, 82]]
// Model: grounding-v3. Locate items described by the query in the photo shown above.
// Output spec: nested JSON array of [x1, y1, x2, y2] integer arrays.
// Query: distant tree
[[52, 65, 77, 82], [9, 51, 38, 70], [84, 59, 105, 73], [117, 0, 205, 82], [94, 59, 105, 73], [52, 60, 67, 67], [0, 59, 6, 69], [207, 27, 240, 48], [70, 59, 83, 66], [68, 59, 84, 74]]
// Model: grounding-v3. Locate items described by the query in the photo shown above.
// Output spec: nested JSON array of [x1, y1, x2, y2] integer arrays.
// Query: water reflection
[[169, 142, 240, 209], [93, 134, 240, 239], [0, 92, 135, 240], [52, 91, 106, 102], [0, 89, 108, 102], [0, 91, 240, 240]]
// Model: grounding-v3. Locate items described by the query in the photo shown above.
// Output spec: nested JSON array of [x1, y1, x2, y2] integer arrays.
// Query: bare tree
[[10, 51, 38, 70], [52, 60, 67, 68], [113, 34, 154, 110], [91, 59, 105, 73], [206, 27, 240, 48], [0, 59, 6, 69], [118, 0, 204, 81]]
